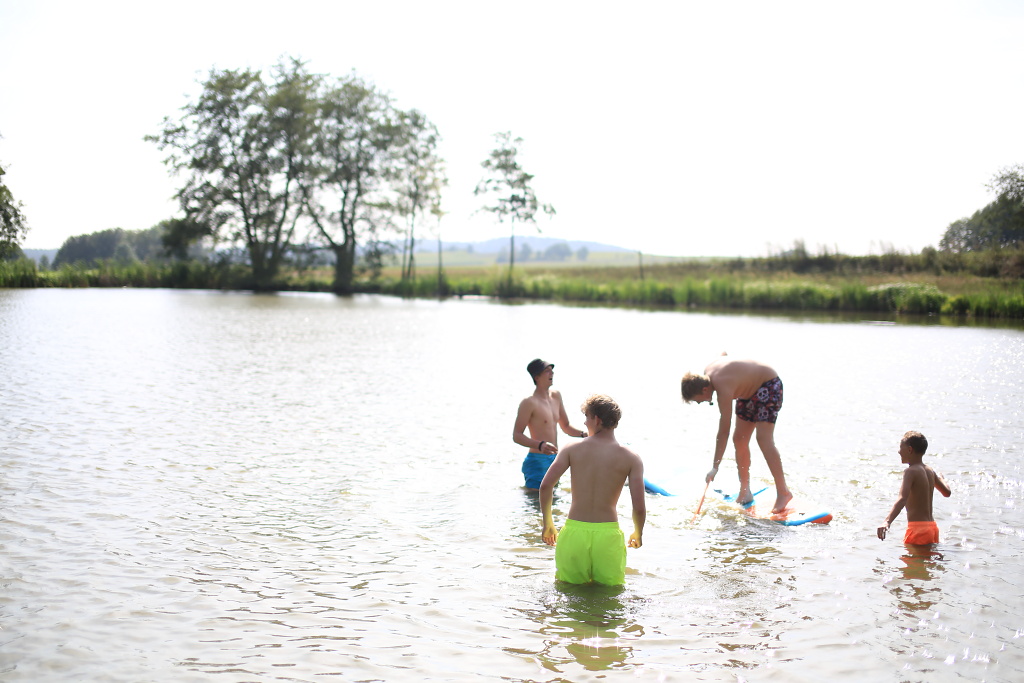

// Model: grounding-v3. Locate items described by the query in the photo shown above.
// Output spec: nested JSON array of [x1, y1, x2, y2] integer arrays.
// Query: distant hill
[[426, 236, 631, 254]]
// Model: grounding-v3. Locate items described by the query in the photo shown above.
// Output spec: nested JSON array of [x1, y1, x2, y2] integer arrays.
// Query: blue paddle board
[[645, 476, 832, 525], [716, 486, 832, 526]]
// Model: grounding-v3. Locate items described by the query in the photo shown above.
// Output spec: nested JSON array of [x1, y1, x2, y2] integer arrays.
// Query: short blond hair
[[680, 372, 710, 402], [582, 394, 621, 429]]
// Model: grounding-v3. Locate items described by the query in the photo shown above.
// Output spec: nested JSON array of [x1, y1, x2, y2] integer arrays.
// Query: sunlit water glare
[[1, 288, 1022, 682]]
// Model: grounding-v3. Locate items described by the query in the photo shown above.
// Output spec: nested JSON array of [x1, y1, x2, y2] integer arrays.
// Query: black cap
[[526, 358, 554, 378]]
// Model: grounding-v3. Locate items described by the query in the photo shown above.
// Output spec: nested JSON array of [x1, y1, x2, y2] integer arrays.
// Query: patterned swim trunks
[[735, 377, 783, 423]]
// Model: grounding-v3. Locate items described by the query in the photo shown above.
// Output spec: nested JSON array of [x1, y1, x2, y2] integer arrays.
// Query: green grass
[[4, 250, 1023, 321]]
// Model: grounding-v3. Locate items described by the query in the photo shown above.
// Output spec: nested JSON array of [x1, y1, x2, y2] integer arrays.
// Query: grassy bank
[[4, 255, 1023, 321], [375, 264, 1024, 319]]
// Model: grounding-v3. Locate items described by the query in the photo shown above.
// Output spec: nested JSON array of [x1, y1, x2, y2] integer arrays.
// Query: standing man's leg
[[732, 419, 756, 505], [754, 422, 792, 512]]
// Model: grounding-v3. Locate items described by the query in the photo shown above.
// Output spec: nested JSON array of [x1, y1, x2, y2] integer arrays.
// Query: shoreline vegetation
[[3, 247, 1023, 322]]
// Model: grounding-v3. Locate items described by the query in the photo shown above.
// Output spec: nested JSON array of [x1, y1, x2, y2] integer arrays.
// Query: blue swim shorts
[[522, 452, 556, 489], [735, 376, 783, 424], [554, 519, 626, 585]]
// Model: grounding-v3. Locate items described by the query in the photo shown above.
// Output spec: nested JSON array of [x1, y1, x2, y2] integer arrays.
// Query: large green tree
[[474, 132, 554, 291], [0, 161, 29, 259], [53, 226, 167, 267], [299, 74, 403, 293], [988, 163, 1024, 201], [148, 58, 319, 289], [393, 109, 446, 283], [941, 164, 1024, 252]]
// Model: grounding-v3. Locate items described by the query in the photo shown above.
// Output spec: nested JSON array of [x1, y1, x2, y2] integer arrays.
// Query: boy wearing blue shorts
[[539, 394, 646, 586], [681, 355, 793, 514], [513, 359, 586, 489]]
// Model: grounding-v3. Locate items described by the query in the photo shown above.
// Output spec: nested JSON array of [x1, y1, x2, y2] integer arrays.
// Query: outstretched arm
[[877, 471, 911, 540], [933, 467, 952, 498], [555, 392, 586, 438]]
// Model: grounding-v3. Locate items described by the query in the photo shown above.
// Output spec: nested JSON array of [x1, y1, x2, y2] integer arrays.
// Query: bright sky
[[2, 0, 1023, 257]]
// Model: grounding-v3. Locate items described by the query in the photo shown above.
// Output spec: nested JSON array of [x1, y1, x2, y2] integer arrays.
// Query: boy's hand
[[628, 531, 642, 549], [705, 466, 718, 484], [877, 524, 888, 540], [542, 523, 558, 546]]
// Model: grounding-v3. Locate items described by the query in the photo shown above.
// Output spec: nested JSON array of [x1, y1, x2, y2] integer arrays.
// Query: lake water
[[1, 288, 1022, 682]]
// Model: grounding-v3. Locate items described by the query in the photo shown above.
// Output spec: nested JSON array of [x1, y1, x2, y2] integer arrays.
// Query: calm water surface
[[1, 288, 1022, 682]]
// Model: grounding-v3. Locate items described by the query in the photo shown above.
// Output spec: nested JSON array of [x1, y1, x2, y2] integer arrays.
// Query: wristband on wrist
[[538, 440, 546, 452]]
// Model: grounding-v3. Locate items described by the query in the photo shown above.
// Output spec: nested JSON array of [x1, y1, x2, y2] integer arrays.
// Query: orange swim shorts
[[904, 520, 939, 545]]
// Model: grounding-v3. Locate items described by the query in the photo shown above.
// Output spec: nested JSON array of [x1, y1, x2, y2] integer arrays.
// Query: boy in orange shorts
[[877, 431, 951, 546]]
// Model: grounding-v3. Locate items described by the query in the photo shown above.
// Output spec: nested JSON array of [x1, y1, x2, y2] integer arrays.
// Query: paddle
[[691, 481, 710, 522]]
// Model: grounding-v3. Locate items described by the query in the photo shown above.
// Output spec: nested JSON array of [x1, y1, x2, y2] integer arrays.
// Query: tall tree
[[148, 58, 319, 289], [0, 161, 29, 259], [300, 74, 402, 293], [941, 163, 1024, 252], [474, 132, 554, 292], [987, 163, 1024, 201], [393, 109, 446, 283]]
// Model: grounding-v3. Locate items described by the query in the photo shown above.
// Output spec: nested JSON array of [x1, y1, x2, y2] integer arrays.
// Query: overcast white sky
[[2, 0, 1022, 256]]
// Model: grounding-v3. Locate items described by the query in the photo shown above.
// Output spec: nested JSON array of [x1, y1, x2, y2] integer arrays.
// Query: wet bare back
[[706, 358, 779, 401], [904, 464, 941, 522], [564, 439, 642, 523]]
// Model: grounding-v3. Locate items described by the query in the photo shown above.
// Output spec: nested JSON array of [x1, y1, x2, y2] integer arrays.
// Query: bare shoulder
[[705, 357, 729, 373], [560, 440, 582, 458], [516, 395, 540, 418], [905, 463, 931, 486], [619, 444, 643, 463]]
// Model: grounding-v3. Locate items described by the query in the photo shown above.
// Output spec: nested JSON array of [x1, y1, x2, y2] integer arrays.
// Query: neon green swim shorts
[[554, 519, 626, 585]]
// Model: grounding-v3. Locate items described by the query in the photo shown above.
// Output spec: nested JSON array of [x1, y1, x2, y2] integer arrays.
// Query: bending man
[[681, 355, 793, 513]]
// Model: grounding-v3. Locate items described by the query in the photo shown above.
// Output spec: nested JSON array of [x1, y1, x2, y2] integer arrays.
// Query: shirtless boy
[[681, 355, 793, 513], [513, 359, 586, 490], [877, 431, 952, 545], [539, 394, 646, 585]]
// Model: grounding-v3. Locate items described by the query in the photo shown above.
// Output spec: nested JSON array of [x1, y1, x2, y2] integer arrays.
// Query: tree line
[[2, 57, 1022, 282], [145, 57, 448, 293], [940, 164, 1024, 252]]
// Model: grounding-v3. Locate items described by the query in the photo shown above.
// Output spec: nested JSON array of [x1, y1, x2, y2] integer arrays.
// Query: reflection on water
[[510, 583, 638, 674], [2, 289, 1023, 682], [875, 549, 947, 617]]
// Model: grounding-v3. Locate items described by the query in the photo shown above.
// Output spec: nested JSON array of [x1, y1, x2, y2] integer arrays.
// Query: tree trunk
[[437, 234, 444, 296], [332, 243, 355, 294], [507, 222, 516, 296]]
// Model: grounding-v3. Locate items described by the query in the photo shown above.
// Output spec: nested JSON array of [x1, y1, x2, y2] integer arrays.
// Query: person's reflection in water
[[900, 544, 945, 581], [875, 546, 946, 615], [511, 582, 643, 674]]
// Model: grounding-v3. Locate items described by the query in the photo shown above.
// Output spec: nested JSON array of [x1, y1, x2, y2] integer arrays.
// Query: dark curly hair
[[902, 430, 928, 455]]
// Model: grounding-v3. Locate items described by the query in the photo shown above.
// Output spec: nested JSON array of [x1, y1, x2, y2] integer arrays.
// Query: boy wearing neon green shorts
[[539, 394, 646, 585], [877, 430, 952, 546]]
